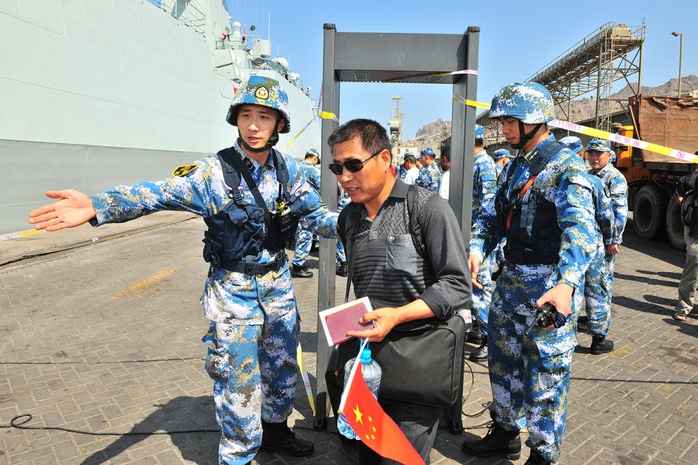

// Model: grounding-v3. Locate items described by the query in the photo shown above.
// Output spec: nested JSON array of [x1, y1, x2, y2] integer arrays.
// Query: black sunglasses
[[329, 149, 384, 176]]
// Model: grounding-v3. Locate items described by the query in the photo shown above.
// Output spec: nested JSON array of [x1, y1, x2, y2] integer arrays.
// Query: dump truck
[[615, 95, 698, 250]]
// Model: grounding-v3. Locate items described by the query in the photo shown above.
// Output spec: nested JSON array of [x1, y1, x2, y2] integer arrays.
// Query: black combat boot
[[291, 264, 313, 278], [468, 325, 484, 345], [469, 336, 488, 362], [260, 420, 314, 457], [461, 420, 521, 460], [524, 448, 552, 465], [336, 262, 348, 277], [590, 336, 614, 355]]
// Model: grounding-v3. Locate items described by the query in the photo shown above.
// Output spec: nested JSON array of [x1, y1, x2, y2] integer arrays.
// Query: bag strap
[[407, 185, 426, 258], [343, 204, 363, 303]]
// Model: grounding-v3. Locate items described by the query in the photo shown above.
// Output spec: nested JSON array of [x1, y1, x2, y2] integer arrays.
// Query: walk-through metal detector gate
[[314, 23, 480, 432]]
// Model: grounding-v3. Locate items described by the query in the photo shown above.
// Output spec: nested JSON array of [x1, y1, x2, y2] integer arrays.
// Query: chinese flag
[[341, 361, 425, 465]]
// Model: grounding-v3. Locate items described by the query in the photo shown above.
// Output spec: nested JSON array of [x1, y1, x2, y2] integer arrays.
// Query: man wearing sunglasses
[[28, 76, 338, 465], [329, 118, 471, 464]]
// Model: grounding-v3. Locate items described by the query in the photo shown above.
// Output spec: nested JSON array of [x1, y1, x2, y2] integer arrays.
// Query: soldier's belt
[[220, 253, 287, 276]]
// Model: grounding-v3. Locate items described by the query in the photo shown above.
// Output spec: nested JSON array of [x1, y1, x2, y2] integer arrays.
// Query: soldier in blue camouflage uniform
[[469, 124, 499, 363], [414, 147, 442, 192], [561, 136, 615, 353], [462, 83, 597, 465], [29, 76, 337, 465], [581, 138, 628, 354], [291, 148, 321, 278], [397, 151, 413, 181], [493, 148, 512, 177]]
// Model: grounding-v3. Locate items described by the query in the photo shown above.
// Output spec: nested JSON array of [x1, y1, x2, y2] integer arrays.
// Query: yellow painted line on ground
[[111, 265, 184, 300], [1, 229, 44, 241]]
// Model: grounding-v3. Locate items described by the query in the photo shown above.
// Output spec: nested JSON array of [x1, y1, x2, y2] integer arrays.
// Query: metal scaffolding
[[480, 21, 645, 145]]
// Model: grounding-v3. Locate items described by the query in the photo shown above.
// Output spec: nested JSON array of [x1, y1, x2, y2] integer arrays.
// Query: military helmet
[[226, 76, 291, 133], [305, 148, 320, 162], [492, 148, 511, 160], [489, 82, 555, 124], [560, 136, 583, 154], [475, 124, 485, 139], [586, 139, 612, 153]]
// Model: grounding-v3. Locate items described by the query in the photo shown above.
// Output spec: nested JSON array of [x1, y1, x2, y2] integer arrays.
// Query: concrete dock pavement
[[1, 213, 696, 464]]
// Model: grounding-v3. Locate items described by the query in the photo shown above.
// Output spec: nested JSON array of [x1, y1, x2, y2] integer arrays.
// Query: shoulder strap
[[407, 185, 426, 258], [530, 140, 564, 177], [216, 147, 273, 225], [217, 147, 242, 201], [504, 140, 564, 232]]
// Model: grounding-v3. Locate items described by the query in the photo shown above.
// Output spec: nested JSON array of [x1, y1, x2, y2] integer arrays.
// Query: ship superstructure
[[0, 0, 320, 234]]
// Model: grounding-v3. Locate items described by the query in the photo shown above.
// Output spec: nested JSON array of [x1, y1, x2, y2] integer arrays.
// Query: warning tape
[[283, 116, 316, 150], [548, 119, 698, 163], [319, 111, 338, 122], [457, 96, 698, 164]]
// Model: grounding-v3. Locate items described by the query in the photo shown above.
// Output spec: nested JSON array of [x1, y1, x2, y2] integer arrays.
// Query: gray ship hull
[[1, 0, 320, 235]]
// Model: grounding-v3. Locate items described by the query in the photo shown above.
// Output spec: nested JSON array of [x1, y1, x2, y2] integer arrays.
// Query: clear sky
[[226, 0, 696, 140]]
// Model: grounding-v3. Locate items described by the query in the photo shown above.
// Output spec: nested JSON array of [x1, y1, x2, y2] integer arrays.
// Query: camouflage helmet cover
[[226, 76, 291, 133], [586, 139, 612, 153], [489, 82, 555, 124], [560, 136, 583, 154], [492, 148, 511, 160], [475, 124, 485, 139], [418, 147, 435, 159]]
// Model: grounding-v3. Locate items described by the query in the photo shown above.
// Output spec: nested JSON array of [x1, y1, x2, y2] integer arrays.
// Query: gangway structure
[[479, 21, 645, 143]]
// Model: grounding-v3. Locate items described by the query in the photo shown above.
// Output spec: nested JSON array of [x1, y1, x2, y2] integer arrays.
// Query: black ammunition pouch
[[506, 190, 561, 265], [495, 140, 565, 265]]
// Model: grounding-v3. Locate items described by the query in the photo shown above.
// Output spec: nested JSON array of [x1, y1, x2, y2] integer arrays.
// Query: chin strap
[[511, 121, 543, 150]]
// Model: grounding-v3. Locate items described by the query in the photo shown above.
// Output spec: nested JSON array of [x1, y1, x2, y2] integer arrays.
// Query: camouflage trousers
[[472, 251, 496, 336], [292, 227, 314, 267], [293, 225, 346, 266], [488, 264, 579, 463], [582, 250, 615, 338], [202, 312, 300, 465]]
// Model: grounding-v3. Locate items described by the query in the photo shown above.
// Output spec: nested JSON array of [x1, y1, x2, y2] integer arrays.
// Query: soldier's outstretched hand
[[29, 189, 97, 231]]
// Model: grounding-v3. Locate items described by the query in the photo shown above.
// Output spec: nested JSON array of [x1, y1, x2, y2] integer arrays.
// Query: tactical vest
[[202, 147, 297, 275], [497, 141, 564, 265]]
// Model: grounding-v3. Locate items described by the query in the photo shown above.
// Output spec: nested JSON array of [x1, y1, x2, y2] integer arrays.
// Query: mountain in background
[[404, 74, 698, 153]]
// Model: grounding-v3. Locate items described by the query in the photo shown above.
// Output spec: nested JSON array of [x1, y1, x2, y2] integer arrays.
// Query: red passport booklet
[[319, 297, 375, 346]]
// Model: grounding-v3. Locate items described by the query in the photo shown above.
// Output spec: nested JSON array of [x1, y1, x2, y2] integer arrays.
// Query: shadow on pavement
[[80, 395, 218, 465]]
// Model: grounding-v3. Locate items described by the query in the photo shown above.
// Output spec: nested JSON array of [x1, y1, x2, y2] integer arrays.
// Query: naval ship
[[0, 0, 321, 235]]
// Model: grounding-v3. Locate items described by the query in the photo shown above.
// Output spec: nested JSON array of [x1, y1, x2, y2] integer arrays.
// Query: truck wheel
[[633, 185, 669, 241], [666, 195, 686, 251]]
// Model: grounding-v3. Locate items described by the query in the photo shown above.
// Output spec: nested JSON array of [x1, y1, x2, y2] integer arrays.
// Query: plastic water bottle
[[336, 347, 382, 440]]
